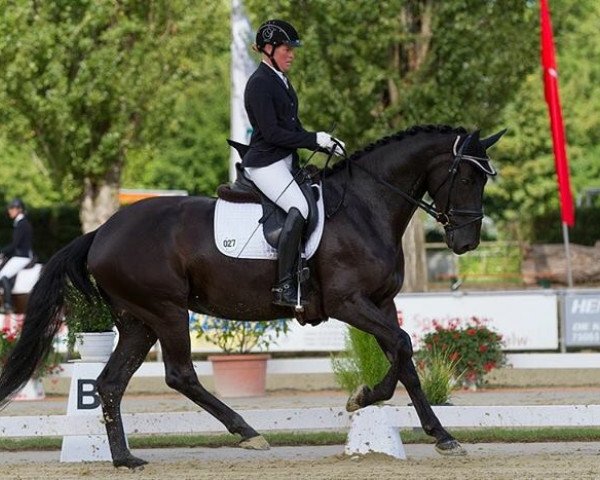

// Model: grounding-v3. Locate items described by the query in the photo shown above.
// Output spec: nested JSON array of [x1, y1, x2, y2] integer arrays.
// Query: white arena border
[[51, 353, 600, 379], [2, 405, 600, 438]]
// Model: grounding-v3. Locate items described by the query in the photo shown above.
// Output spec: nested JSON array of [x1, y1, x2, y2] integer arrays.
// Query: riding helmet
[[255, 20, 302, 50], [7, 198, 25, 210]]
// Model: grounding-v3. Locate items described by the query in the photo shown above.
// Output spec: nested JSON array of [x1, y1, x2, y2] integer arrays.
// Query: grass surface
[[3, 428, 600, 451]]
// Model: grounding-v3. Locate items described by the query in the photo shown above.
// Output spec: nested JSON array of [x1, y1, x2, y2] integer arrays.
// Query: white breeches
[[245, 155, 309, 219], [0, 257, 31, 280]]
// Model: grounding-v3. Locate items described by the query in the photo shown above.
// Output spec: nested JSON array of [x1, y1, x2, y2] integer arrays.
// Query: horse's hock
[[522, 242, 600, 285]]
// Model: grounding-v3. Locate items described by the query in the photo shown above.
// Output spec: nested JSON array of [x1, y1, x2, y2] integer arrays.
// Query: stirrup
[[272, 282, 307, 308]]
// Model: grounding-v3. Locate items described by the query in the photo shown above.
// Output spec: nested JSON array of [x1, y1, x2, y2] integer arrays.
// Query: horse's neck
[[344, 142, 433, 239]]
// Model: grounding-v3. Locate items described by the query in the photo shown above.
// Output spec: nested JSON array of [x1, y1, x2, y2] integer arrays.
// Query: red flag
[[540, 0, 575, 226]]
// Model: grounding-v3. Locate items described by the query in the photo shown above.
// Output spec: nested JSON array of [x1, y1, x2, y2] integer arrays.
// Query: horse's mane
[[321, 124, 467, 177]]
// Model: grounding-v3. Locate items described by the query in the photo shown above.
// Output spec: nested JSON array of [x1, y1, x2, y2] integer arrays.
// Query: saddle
[[217, 140, 321, 249]]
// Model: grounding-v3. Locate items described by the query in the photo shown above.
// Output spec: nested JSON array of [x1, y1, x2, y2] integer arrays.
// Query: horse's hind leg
[[96, 315, 157, 469], [156, 307, 269, 449]]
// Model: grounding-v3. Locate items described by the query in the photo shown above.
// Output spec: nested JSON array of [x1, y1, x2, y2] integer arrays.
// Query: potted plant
[[64, 285, 115, 362], [191, 314, 289, 398], [419, 317, 506, 389]]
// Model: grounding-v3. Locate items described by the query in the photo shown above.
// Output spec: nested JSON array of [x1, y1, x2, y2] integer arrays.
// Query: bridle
[[345, 133, 496, 232]]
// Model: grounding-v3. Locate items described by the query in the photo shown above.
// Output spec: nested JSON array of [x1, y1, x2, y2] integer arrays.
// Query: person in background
[[0, 198, 34, 314], [242, 19, 345, 308]]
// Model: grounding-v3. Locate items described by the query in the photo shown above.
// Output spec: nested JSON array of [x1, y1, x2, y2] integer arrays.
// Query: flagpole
[[562, 222, 573, 288], [540, 0, 575, 287], [230, 0, 256, 182]]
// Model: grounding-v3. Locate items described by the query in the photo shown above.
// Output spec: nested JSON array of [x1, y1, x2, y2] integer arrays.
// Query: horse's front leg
[[394, 331, 465, 455], [336, 297, 465, 456]]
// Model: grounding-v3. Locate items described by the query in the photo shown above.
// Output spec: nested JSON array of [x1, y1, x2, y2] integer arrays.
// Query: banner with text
[[190, 291, 560, 352]]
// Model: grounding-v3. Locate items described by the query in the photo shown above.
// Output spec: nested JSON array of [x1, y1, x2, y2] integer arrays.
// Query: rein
[[331, 133, 490, 231]]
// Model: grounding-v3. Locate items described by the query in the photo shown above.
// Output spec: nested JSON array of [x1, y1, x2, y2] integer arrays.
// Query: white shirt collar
[[14, 213, 24, 225], [262, 60, 288, 88]]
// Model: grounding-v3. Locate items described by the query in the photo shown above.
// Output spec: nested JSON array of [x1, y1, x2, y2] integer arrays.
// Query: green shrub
[[530, 207, 600, 245], [331, 327, 389, 395], [420, 318, 506, 387], [64, 285, 114, 349], [415, 347, 461, 405]]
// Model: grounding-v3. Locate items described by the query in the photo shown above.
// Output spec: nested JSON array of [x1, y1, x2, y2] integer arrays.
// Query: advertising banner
[[563, 292, 600, 347]]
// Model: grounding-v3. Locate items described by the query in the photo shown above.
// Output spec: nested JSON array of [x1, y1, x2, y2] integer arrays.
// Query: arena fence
[[3, 405, 600, 439]]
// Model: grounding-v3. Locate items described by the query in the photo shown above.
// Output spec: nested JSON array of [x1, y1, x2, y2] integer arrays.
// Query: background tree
[[488, 0, 600, 239], [244, 0, 538, 290], [122, 52, 230, 196], [0, 0, 226, 231]]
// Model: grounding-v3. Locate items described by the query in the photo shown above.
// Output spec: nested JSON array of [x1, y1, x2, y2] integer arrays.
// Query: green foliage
[[420, 318, 506, 387], [246, 0, 536, 153], [489, 1, 600, 239], [415, 347, 461, 405], [458, 242, 522, 283], [64, 285, 114, 349], [122, 4, 231, 197], [529, 207, 600, 245], [0, 137, 75, 208], [0, 0, 226, 220], [191, 314, 289, 354], [330, 327, 389, 395]]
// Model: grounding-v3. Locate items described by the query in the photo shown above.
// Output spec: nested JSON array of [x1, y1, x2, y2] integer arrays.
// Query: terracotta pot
[[208, 354, 270, 398]]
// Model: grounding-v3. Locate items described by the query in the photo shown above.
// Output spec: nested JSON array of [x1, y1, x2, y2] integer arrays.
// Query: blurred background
[[0, 0, 597, 291]]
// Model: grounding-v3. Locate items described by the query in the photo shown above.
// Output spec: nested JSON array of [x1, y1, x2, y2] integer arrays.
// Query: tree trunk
[[401, 212, 428, 292], [392, 2, 433, 292], [80, 165, 121, 233]]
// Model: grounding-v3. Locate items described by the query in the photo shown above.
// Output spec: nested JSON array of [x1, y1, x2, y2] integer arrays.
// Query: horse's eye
[[460, 178, 472, 185]]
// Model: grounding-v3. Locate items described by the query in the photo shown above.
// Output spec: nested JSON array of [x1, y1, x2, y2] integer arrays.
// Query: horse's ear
[[480, 128, 507, 150]]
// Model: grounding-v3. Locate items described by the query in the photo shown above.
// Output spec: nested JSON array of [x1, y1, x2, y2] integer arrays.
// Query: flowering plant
[[418, 317, 506, 387], [1, 325, 62, 379], [191, 314, 289, 355]]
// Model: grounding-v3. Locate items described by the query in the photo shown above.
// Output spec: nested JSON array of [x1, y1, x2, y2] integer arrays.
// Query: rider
[[243, 19, 345, 308], [0, 198, 34, 314]]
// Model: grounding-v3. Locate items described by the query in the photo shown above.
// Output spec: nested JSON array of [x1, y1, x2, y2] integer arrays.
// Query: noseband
[[351, 133, 495, 231]]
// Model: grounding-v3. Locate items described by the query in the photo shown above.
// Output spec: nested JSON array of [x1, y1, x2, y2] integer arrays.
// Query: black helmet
[[7, 198, 25, 210], [255, 20, 301, 51]]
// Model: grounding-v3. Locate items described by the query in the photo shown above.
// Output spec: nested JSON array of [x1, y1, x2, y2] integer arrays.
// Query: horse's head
[[427, 129, 506, 255]]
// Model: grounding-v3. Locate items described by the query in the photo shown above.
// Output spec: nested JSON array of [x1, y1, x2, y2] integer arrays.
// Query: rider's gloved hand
[[316, 132, 346, 156]]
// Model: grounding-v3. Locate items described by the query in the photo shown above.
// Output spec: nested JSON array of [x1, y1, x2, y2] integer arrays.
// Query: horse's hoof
[[239, 434, 270, 450], [113, 455, 148, 470], [435, 439, 467, 456], [346, 384, 370, 412]]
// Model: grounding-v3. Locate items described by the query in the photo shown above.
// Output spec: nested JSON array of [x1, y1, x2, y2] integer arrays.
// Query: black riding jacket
[[1, 215, 33, 258], [242, 62, 319, 168]]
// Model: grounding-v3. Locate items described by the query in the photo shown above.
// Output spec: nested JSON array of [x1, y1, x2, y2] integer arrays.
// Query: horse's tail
[[0, 230, 99, 407]]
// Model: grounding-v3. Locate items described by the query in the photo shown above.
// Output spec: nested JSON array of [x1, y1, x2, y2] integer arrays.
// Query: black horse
[[0, 125, 504, 468]]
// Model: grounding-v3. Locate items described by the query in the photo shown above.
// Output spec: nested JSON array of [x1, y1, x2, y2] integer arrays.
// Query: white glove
[[316, 132, 346, 156]]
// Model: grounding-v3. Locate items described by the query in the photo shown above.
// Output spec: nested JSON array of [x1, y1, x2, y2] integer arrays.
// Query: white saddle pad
[[214, 185, 325, 260], [13, 263, 42, 294]]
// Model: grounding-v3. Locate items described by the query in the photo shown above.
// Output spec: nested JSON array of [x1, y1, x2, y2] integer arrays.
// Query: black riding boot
[[0, 276, 13, 313], [272, 207, 306, 308]]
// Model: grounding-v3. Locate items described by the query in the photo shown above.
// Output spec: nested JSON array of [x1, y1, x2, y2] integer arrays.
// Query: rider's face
[[7, 207, 20, 219], [266, 44, 295, 73]]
